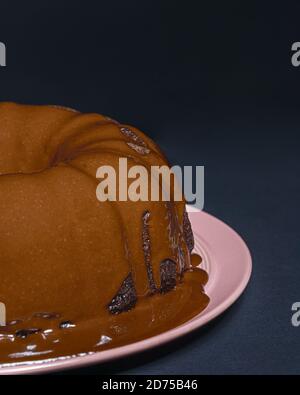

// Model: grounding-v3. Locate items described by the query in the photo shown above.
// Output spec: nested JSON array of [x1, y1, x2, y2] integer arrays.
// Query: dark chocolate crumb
[[160, 259, 177, 293], [120, 127, 147, 147], [142, 211, 157, 293], [108, 273, 137, 314], [126, 142, 150, 155], [183, 209, 194, 253], [15, 328, 42, 339]]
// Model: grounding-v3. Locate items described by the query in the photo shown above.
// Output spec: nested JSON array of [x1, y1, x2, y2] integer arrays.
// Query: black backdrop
[[0, 0, 300, 374]]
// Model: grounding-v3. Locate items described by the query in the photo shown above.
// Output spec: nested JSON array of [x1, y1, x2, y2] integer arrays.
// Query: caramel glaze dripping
[[0, 106, 209, 365], [166, 201, 189, 275], [57, 122, 171, 304], [66, 124, 204, 310]]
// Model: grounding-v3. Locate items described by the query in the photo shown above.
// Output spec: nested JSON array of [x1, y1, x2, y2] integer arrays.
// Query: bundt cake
[[0, 102, 209, 364]]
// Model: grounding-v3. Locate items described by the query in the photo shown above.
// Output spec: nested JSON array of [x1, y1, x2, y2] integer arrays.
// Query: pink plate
[[0, 207, 252, 374]]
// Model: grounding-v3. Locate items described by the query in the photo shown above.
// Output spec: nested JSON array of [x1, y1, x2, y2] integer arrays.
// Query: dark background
[[0, 0, 300, 374]]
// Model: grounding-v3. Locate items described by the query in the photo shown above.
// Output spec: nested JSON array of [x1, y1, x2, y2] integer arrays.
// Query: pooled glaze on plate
[[0, 209, 252, 374], [0, 262, 208, 364]]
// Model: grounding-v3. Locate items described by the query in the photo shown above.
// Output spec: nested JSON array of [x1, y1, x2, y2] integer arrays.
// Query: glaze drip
[[0, 103, 209, 366], [165, 202, 187, 274]]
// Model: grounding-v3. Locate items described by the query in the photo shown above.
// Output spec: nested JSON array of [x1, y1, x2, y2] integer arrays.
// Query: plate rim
[[0, 208, 252, 374]]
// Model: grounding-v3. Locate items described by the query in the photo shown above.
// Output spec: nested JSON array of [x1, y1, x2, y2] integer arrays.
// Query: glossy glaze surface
[[0, 265, 208, 363], [0, 103, 209, 364]]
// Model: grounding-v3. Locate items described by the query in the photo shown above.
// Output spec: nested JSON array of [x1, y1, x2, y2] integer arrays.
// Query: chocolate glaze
[[165, 201, 188, 274], [15, 328, 42, 339], [191, 253, 202, 267], [0, 103, 209, 366], [0, 264, 209, 364]]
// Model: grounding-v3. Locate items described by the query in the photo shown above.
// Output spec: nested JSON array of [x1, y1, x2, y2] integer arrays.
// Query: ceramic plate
[[0, 207, 252, 374]]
